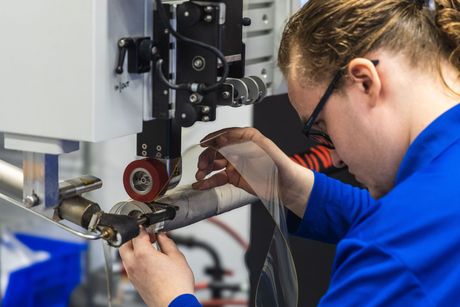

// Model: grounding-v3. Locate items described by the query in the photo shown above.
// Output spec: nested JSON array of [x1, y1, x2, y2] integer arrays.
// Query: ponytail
[[435, 0, 460, 72]]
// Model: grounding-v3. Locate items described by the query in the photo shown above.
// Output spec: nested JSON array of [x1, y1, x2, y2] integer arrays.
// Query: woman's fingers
[[196, 148, 227, 180], [156, 233, 181, 257], [200, 127, 260, 149], [132, 228, 158, 256], [193, 171, 229, 190], [119, 240, 134, 262]]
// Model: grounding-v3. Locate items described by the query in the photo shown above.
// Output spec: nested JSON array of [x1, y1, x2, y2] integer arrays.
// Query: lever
[[115, 38, 133, 74]]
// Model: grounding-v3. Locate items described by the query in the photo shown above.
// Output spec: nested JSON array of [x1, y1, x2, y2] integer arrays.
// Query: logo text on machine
[[115, 81, 130, 93]]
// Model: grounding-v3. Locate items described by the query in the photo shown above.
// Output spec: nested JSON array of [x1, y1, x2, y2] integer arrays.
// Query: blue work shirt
[[170, 103, 460, 306], [289, 103, 460, 306]]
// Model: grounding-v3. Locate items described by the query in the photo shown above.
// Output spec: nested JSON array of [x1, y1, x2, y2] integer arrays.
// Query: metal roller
[[247, 75, 267, 104], [223, 76, 267, 107]]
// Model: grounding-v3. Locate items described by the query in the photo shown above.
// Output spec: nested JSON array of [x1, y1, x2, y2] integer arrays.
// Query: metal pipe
[[0, 159, 23, 193], [0, 158, 102, 202], [158, 184, 258, 232]]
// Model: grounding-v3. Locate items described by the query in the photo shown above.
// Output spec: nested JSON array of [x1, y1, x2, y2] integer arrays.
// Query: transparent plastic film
[[103, 241, 114, 307], [191, 134, 299, 307]]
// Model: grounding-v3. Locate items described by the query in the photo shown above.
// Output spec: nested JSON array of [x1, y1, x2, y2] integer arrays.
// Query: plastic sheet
[[201, 139, 299, 307], [102, 242, 114, 307]]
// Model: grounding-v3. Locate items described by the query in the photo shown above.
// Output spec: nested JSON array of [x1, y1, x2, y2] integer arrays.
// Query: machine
[[0, 0, 294, 247]]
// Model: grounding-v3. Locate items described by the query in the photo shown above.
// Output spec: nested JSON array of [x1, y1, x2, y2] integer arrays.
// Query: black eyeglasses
[[302, 60, 380, 150]]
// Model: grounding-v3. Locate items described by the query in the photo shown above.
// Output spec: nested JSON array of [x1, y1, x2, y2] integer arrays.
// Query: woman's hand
[[192, 127, 314, 218], [119, 229, 195, 307]]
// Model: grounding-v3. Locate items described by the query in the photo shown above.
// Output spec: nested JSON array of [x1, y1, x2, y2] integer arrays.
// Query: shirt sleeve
[[287, 172, 376, 243], [318, 239, 431, 306], [169, 294, 202, 307]]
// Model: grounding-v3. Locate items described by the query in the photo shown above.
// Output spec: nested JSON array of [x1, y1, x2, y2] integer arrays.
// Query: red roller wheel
[[123, 159, 169, 203]]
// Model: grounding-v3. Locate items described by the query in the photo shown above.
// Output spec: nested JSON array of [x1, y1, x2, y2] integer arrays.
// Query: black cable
[[170, 234, 223, 270], [156, 59, 190, 91], [154, 0, 230, 93], [170, 234, 225, 299]]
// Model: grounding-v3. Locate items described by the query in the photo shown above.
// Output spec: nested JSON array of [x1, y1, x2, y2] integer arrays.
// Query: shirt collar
[[396, 103, 460, 184]]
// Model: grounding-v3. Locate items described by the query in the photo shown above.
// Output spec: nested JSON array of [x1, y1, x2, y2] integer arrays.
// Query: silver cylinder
[[58, 196, 102, 229], [159, 184, 258, 231], [0, 159, 102, 203], [0, 159, 23, 194]]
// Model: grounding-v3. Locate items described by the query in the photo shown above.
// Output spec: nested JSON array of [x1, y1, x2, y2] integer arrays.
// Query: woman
[[120, 1, 460, 306]]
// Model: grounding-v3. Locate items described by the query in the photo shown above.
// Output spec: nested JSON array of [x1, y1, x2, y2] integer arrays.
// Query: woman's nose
[[330, 150, 346, 168]]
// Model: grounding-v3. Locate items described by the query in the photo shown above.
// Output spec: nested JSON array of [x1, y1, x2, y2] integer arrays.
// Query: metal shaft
[[0, 158, 102, 203], [0, 159, 23, 193]]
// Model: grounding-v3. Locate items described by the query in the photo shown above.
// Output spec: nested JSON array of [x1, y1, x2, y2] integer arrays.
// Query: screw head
[[184, 11, 190, 17], [181, 113, 187, 119], [163, 90, 169, 96], [151, 47, 158, 55], [202, 106, 211, 114], [24, 194, 39, 208], [192, 57, 206, 71], [242, 17, 252, 27], [118, 39, 126, 48], [202, 116, 210, 122], [204, 15, 213, 23], [189, 94, 199, 104], [156, 145, 162, 151], [142, 151, 148, 157], [204, 6, 214, 13], [194, 59, 203, 68], [222, 91, 231, 99], [142, 144, 148, 150]]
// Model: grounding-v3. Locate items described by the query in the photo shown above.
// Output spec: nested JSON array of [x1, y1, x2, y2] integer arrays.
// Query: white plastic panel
[[0, 0, 148, 142]]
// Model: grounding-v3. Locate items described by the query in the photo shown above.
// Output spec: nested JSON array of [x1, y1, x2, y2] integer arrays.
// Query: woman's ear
[[347, 58, 381, 106]]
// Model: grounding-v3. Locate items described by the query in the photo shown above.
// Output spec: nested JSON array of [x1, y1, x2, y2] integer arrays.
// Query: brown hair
[[278, 0, 460, 88]]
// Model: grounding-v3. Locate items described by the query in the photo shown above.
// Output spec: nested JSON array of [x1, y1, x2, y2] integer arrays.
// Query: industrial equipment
[[0, 0, 292, 247]]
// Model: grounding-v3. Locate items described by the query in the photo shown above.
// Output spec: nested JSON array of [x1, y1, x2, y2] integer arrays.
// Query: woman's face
[[287, 53, 410, 198]]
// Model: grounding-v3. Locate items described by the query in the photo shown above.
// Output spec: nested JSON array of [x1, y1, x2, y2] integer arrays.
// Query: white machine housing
[[0, 0, 151, 143]]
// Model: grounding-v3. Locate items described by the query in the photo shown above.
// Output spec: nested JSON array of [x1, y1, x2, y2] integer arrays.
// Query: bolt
[[184, 11, 190, 17], [194, 59, 203, 68], [151, 46, 158, 55], [142, 144, 148, 150], [204, 6, 214, 13], [164, 29, 169, 35], [222, 91, 231, 99], [163, 90, 169, 96], [24, 194, 39, 208], [189, 94, 199, 104], [242, 17, 252, 27], [202, 106, 211, 114], [139, 175, 150, 185], [192, 57, 205, 71], [155, 152, 162, 158], [118, 39, 126, 48], [204, 15, 213, 23], [142, 151, 148, 157], [181, 113, 187, 119], [202, 116, 210, 122], [156, 145, 162, 151]]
